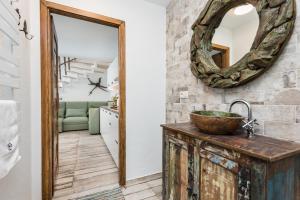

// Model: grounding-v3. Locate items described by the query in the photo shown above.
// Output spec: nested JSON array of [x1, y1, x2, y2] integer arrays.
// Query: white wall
[[232, 19, 259, 63], [107, 57, 119, 98], [59, 72, 111, 101], [0, 0, 32, 199], [212, 18, 259, 65], [107, 57, 118, 87], [28, 1, 166, 199], [53, 14, 119, 63], [29, 0, 42, 198], [212, 26, 234, 64]]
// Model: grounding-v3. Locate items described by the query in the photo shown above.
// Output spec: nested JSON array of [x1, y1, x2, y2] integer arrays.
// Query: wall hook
[[10, 0, 19, 5], [19, 20, 34, 40], [15, 8, 21, 25]]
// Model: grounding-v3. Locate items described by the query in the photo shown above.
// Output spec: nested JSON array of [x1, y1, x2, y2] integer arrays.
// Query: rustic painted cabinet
[[162, 123, 300, 200]]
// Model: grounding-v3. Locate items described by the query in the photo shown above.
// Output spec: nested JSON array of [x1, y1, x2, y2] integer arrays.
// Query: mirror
[[190, 0, 296, 88], [211, 4, 259, 68]]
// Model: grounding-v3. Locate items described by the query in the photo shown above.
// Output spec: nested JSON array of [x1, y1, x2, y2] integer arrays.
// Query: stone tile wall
[[166, 0, 300, 142]]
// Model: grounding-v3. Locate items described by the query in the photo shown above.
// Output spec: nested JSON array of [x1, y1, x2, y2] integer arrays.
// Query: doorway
[[211, 43, 230, 68], [40, 1, 126, 199]]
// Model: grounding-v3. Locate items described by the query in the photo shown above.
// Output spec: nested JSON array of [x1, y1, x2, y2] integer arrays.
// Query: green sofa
[[58, 101, 108, 134]]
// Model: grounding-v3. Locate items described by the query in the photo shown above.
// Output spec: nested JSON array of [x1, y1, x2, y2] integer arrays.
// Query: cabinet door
[[100, 109, 106, 134], [111, 113, 119, 166], [200, 158, 237, 200], [163, 135, 189, 200], [101, 109, 111, 150], [199, 149, 239, 200]]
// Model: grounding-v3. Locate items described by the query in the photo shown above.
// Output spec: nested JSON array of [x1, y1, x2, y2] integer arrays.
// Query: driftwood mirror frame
[[190, 0, 296, 88]]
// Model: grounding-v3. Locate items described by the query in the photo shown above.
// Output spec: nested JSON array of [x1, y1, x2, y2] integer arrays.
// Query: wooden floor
[[53, 131, 162, 200]]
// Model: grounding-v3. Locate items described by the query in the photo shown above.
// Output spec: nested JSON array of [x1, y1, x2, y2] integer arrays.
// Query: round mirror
[[190, 0, 296, 88], [211, 4, 259, 68]]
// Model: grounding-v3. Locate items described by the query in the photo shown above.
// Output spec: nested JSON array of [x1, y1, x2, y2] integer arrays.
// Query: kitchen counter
[[100, 106, 119, 114]]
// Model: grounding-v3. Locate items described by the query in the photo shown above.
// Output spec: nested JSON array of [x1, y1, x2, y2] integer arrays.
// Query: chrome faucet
[[229, 99, 258, 138]]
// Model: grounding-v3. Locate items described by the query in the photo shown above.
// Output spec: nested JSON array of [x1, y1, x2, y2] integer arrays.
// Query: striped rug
[[75, 187, 124, 200]]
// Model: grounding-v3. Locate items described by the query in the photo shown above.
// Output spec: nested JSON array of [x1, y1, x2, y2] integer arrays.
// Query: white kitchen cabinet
[[100, 107, 119, 167]]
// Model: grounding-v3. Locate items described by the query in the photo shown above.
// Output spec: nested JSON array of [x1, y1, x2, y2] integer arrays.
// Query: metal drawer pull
[[115, 140, 119, 144], [115, 115, 118, 119]]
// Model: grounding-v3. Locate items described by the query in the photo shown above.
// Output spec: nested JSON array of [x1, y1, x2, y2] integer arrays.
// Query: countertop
[[161, 122, 300, 162], [100, 106, 119, 114]]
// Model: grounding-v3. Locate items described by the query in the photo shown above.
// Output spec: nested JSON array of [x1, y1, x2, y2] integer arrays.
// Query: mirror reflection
[[211, 4, 259, 68]]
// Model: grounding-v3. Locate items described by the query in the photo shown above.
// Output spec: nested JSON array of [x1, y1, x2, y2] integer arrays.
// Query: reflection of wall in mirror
[[232, 19, 259, 63], [212, 17, 259, 66], [212, 27, 234, 64]]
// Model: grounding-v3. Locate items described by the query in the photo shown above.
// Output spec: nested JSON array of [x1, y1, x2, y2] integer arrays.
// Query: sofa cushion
[[89, 108, 100, 134], [66, 109, 87, 117], [87, 102, 108, 117], [66, 101, 88, 110], [59, 102, 66, 117], [63, 117, 88, 125], [59, 101, 66, 108], [58, 118, 63, 133], [88, 101, 108, 109], [58, 108, 65, 118]]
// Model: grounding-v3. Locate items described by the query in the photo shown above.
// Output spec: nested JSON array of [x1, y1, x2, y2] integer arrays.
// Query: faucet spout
[[229, 99, 255, 138]]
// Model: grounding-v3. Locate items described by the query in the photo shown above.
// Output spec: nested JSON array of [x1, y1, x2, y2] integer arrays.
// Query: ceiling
[[220, 8, 259, 29], [52, 14, 118, 64], [144, 0, 171, 7]]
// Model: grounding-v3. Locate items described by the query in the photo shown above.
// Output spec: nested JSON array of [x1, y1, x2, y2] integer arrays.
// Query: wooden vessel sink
[[190, 111, 244, 135]]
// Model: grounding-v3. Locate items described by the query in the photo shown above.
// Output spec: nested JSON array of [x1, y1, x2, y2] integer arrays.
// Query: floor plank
[[53, 131, 119, 199], [53, 130, 162, 200]]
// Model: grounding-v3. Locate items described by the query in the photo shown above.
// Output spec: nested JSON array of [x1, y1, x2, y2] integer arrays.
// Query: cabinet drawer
[[100, 108, 119, 168], [200, 149, 239, 174]]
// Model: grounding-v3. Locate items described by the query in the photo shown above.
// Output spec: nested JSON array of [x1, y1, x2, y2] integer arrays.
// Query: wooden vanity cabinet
[[162, 123, 300, 200]]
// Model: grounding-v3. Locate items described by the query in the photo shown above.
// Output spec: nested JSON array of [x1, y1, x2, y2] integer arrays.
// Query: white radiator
[[0, 0, 21, 179], [0, 0, 20, 98]]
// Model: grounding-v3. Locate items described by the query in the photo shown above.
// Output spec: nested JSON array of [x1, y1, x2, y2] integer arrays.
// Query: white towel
[[0, 100, 21, 179]]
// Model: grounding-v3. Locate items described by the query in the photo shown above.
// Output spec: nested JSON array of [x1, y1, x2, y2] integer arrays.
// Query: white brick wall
[[166, 0, 300, 143]]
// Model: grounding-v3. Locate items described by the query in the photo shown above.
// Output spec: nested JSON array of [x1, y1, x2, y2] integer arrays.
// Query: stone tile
[[124, 189, 156, 200], [264, 122, 300, 141], [205, 104, 229, 112], [122, 183, 150, 196], [224, 90, 265, 104], [252, 105, 296, 123], [266, 89, 300, 105]]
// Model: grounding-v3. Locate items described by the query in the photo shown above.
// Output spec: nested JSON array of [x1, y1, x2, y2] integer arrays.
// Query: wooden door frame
[[40, 1, 126, 199], [212, 43, 230, 68]]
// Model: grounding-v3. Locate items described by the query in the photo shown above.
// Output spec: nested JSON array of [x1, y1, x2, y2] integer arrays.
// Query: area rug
[[75, 187, 125, 200]]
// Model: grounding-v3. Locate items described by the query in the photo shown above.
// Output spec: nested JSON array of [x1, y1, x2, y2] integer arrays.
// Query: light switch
[[180, 91, 189, 99]]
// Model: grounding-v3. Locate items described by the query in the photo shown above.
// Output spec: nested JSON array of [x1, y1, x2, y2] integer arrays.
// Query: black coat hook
[[19, 20, 34, 40], [15, 8, 21, 26], [10, 0, 19, 5]]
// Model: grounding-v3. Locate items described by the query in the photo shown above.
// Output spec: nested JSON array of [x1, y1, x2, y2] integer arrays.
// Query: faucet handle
[[242, 120, 252, 129], [242, 119, 258, 129], [253, 119, 259, 125]]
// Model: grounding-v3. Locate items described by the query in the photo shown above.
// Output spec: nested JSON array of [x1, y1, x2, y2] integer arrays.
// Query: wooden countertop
[[161, 123, 300, 162], [100, 106, 119, 114]]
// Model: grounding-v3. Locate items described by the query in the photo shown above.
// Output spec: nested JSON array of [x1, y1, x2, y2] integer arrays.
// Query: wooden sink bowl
[[190, 111, 244, 135]]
